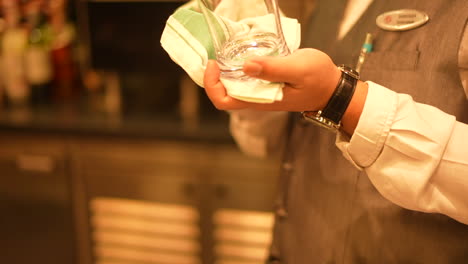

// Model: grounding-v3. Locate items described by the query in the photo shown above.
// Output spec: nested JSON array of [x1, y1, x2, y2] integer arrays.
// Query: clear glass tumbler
[[198, 0, 290, 81]]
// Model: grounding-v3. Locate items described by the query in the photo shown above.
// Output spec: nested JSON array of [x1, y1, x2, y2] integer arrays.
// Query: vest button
[[282, 162, 293, 171], [267, 255, 282, 264], [275, 206, 288, 218], [267, 260, 281, 264]]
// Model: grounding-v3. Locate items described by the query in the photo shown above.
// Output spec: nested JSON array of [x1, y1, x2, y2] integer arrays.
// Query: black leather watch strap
[[321, 66, 358, 124]]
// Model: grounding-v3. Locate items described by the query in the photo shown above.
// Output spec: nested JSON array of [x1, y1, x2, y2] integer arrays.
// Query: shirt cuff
[[229, 110, 288, 158], [336, 81, 398, 169]]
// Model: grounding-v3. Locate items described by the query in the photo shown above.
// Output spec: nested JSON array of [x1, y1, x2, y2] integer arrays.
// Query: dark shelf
[[0, 106, 233, 143]]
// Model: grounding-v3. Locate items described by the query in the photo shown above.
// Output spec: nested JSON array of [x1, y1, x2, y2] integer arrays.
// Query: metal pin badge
[[376, 9, 429, 31]]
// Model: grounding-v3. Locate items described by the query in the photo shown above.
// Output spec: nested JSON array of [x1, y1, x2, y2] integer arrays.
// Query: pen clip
[[355, 33, 373, 73]]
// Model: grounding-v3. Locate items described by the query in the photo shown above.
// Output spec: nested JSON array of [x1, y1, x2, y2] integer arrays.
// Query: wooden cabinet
[[0, 133, 279, 264], [72, 140, 206, 264], [72, 138, 279, 264], [0, 134, 76, 264]]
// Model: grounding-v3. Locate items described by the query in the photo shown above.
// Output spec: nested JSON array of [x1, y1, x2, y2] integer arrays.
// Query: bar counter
[[0, 106, 232, 143]]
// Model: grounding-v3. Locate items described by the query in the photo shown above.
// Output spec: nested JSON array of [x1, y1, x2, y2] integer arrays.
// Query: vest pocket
[[361, 51, 420, 71]]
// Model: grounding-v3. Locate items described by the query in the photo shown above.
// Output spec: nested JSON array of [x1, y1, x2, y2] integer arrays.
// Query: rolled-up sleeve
[[229, 110, 288, 158], [337, 82, 468, 225]]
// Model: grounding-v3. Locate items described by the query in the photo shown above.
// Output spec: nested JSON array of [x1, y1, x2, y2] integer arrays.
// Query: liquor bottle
[[46, 0, 80, 104], [24, 0, 53, 107], [1, 0, 29, 108], [0, 16, 6, 110]]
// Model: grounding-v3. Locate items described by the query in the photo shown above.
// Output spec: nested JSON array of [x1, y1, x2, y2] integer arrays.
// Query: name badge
[[376, 9, 429, 31]]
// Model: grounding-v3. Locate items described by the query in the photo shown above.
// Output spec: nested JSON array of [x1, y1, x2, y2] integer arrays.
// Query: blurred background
[[0, 1, 314, 264]]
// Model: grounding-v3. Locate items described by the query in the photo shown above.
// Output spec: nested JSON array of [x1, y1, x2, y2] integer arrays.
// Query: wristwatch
[[302, 65, 359, 132]]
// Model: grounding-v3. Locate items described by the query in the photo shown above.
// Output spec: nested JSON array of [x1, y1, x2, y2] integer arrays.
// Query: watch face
[[312, 119, 339, 131], [302, 111, 340, 132], [338, 65, 360, 80]]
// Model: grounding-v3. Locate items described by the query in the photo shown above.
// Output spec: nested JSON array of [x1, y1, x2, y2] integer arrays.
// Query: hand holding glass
[[199, 0, 290, 82]]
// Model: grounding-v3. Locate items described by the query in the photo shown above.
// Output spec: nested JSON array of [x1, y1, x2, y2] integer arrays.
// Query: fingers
[[202, 49, 340, 112], [203, 60, 250, 110]]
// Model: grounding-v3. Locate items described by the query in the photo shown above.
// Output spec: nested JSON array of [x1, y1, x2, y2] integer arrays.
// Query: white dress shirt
[[229, 1, 468, 224]]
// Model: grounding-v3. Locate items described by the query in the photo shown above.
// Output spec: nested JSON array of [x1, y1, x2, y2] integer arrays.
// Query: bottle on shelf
[[45, 0, 80, 104], [1, 0, 29, 108], [23, 0, 53, 107], [0, 16, 6, 110]]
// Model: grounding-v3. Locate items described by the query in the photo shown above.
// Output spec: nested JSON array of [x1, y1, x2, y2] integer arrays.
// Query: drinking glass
[[198, 0, 290, 81]]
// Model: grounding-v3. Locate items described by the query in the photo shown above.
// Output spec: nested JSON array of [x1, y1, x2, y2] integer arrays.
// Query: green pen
[[356, 33, 373, 73]]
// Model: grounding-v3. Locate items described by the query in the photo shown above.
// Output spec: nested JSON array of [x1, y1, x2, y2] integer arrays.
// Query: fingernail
[[207, 60, 216, 67], [244, 61, 263, 76]]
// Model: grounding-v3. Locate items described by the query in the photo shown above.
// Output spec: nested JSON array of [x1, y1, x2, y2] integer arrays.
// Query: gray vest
[[269, 0, 468, 263]]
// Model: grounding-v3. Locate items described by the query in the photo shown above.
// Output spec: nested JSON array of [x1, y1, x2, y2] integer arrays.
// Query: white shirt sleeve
[[336, 82, 468, 225], [229, 110, 288, 158]]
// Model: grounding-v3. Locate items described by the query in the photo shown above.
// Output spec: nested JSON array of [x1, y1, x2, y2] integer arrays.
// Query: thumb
[[204, 60, 221, 88], [242, 54, 303, 84]]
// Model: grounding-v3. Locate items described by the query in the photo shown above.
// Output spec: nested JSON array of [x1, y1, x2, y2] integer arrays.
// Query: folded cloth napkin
[[160, 0, 301, 103]]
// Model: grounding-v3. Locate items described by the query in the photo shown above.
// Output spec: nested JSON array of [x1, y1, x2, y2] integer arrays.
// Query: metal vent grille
[[213, 209, 274, 264], [90, 197, 201, 264]]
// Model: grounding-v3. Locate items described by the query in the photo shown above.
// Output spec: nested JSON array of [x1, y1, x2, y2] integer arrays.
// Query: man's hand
[[203, 48, 341, 111], [203, 48, 368, 134]]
